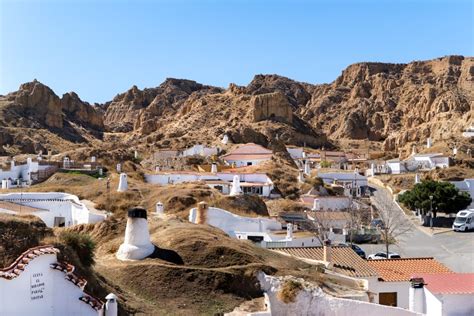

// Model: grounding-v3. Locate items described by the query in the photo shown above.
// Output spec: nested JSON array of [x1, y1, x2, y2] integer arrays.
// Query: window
[[242, 186, 263, 195], [247, 162, 253, 166], [379, 292, 397, 306]]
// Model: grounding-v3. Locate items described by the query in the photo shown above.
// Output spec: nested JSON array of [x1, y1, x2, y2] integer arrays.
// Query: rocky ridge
[[0, 56, 472, 155]]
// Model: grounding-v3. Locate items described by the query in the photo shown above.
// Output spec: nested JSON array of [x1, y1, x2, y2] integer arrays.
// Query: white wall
[[365, 277, 410, 309], [0, 160, 40, 183], [426, 291, 474, 316], [224, 158, 270, 167], [258, 273, 421, 316], [0, 192, 106, 227], [307, 196, 351, 211], [189, 207, 282, 237], [0, 253, 100, 316]]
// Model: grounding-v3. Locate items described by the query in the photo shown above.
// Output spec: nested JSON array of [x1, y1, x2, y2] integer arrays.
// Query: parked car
[[367, 252, 401, 260], [370, 219, 385, 229], [337, 243, 366, 259], [452, 209, 474, 232]]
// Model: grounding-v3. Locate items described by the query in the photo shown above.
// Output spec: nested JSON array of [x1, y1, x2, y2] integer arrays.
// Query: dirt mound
[[214, 194, 269, 217]]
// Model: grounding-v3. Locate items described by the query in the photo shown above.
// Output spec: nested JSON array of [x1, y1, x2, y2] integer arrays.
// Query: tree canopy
[[398, 180, 472, 215]]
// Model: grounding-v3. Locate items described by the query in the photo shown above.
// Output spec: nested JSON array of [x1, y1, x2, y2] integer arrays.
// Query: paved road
[[357, 184, 474, 273]]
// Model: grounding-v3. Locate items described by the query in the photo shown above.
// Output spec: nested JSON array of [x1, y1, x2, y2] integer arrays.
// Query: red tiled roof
[[414, 273, 474, 295], [367, 258, 452, 282], [273, 246, 379, 278]]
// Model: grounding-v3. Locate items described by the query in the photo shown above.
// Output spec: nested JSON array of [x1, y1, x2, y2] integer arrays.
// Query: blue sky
[[1, 0, 472, 103]]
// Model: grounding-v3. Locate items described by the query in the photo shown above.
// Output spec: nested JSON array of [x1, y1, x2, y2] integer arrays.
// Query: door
[[379, 292, 397, 306], [53, 216, 66, 227]]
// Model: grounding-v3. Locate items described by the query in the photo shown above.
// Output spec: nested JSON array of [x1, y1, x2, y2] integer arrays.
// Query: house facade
[[0, 246, 107, 316], [222, 143, 273, 167], [0, 192, 107, 227]]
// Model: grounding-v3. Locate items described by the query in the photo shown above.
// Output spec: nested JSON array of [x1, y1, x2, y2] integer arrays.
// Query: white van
[[452, 209, 474, 232]]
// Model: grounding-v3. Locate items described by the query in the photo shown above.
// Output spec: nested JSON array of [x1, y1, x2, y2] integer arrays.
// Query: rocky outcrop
[[11, 80, 63, 128], [252, 92, 293, 124], [301, 55, 473, 150], [61, 92, 103, 130]]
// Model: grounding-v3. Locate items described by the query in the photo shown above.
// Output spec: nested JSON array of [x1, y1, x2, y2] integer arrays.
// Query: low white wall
[[258, 273, 421, 316], [189, 207, 282, 236], [429, 291, 474, 316], [366, 277, 410, 308]]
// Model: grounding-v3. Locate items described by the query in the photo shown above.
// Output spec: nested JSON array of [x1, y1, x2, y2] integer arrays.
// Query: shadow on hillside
[[148, 246, 184, 265]]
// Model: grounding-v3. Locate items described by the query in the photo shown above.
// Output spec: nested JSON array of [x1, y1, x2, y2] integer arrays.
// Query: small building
[[409, 273, 474, 316], [300, 195, 351, 211], [0, 192, 107, 227], [367, 257, 452, 309], [221, 143, 272, 167], [386, 159, 407, 175], [0, 246, 109, 315], [462, 125, 474, 138], [145, 171, 275, 198], [316, 171, 368, 197], [408, 153, 450, 170], [0, 158, 54, 188], [189, 204, 320, 248]]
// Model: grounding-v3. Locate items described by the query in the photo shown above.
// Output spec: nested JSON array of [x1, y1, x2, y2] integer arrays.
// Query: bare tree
[[371, 189, 412, 256]]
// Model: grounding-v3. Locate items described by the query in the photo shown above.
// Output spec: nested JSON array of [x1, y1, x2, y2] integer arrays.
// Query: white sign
[[30, 272, 46, 301]]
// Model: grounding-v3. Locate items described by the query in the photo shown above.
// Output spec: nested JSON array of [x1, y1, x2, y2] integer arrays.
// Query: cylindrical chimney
[[117, 173, 128, 192], [211, 162, 218, 174], [196, 201, 208, 224], [116, 207, 155, 260], [409, 278, 426, 314], [105, 293, 118, 316], [156, 201, 164, 216], [323, 239, 332, 263], [230, 175, 242, 196]]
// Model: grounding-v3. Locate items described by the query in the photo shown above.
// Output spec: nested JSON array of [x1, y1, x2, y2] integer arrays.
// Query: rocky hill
[[1, 56, 472, 155]]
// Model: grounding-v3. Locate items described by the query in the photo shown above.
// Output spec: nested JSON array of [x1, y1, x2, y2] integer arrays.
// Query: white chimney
[[211, 162, 218, 174], [302, 151, 307, 159], [221, 134, 229, 145], [26, 157, 32, 166], [298, 169, 305, 183], [1, 179, 11, 190], [99, 168, 103, 176], [230, 175, 242, 196], [312, 199, 321, 211], [134, 150, 138, 159], [304, 160, 311, 175], [415, 173, 421, 184], [156, 201, 164, 216], [426, 137, 432, 148], [117, 207, 155, 260], [105, 293, 118, 316], [63, 157, 70, 169], [117, 173, 128, 192], [10, 160, 15, 169], [409, 278, 426, 314], [286, 223, 294, 240], [91, 156, 96, 163], [412, 145, 417, 155], [370, 163, 375, 176], [116, 163, 122, 173], [453, 147, 457, 156]]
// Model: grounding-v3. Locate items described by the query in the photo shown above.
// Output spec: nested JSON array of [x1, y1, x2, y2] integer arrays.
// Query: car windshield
[[455, 217, 468, 223], [390, 255, 401, 258]]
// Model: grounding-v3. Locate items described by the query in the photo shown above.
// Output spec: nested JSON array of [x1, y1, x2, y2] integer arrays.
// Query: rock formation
[[0, 55, 472, 154]]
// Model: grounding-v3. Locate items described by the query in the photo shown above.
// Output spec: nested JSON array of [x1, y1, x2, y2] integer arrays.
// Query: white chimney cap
[[106, 293, 118, 300]]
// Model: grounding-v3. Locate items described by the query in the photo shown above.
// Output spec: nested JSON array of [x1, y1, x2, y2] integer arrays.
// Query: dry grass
[[278, 279, 303, 304]]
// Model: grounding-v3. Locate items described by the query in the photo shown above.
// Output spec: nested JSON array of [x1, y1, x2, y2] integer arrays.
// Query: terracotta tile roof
[[273, 246, 379, 278], [0, 245, 59, 279], [222, 143, 272, 161], [367, 257, 452, 282], [414, 273, 474, 295]]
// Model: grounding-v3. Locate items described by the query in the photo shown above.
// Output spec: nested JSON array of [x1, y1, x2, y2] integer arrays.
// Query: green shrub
[[59, 232, 96, 267]]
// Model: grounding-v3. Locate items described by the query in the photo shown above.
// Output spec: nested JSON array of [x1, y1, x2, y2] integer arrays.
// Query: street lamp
[[429, 195, 433, 230]]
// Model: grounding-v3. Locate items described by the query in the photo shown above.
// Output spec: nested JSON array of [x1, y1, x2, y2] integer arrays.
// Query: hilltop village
[[0, 55, 473, 316], [1, 129, 473, 315]]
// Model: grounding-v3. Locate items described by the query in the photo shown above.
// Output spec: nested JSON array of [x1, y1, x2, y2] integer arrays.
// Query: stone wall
[[252, 92, 293, 124]]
